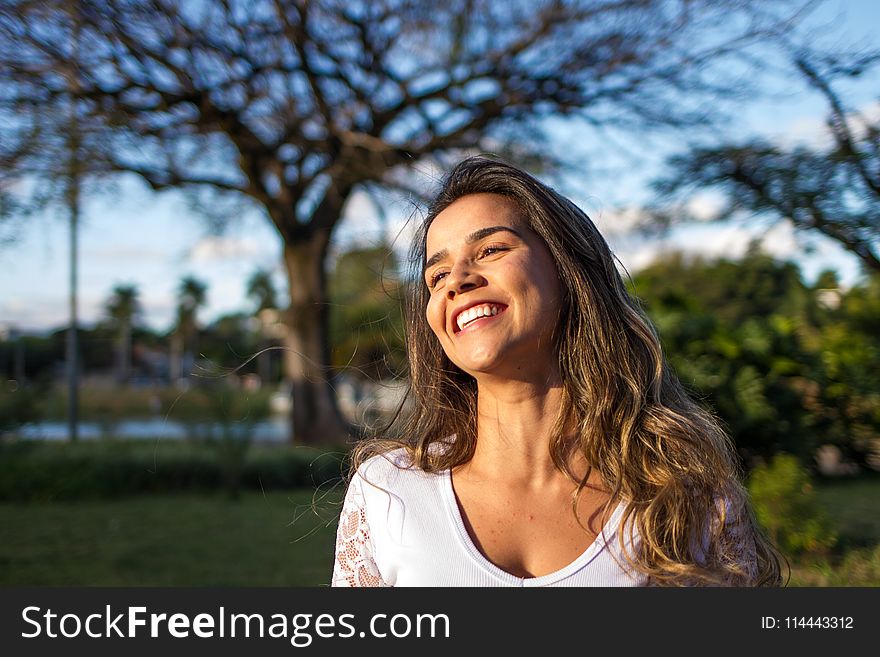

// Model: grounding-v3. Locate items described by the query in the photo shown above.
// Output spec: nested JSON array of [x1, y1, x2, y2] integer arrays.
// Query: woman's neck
[[466, 376, 583, 488]]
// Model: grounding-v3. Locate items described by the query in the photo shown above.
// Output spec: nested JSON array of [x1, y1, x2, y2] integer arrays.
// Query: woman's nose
[[445, 264, 485, 299]]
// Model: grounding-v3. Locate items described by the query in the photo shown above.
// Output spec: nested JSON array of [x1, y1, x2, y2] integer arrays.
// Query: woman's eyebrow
[[424, 225, 522, 272]]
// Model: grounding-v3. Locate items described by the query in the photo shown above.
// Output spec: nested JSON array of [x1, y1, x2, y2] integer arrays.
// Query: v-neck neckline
[[439, 468, 626, 586]]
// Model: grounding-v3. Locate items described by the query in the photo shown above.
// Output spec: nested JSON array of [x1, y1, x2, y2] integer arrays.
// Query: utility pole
[[66, 123, 80, 443], [65, 12, 81, 443]]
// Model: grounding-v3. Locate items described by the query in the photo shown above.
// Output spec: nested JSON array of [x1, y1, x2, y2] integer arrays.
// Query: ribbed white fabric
[[331, 449, 647, 587]]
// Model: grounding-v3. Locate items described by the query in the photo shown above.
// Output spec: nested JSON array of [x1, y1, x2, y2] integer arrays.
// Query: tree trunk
[[123, 322, 131, 383], [282, 232, 351, 446], [257, 337, 271, 386], [116, 323, 131, 384], [169, 332, 182, 383]]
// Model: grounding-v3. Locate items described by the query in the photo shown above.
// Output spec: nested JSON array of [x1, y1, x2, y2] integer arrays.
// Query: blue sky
[[1, 0, 878, 334]]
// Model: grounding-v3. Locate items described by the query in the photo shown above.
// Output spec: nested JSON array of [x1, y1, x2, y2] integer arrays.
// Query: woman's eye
[[478, 245, 507, 258], [428, 271, 448, 288]]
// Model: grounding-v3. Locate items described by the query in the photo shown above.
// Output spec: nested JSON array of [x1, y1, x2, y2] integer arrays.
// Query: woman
[[331, 156, 785, 587]]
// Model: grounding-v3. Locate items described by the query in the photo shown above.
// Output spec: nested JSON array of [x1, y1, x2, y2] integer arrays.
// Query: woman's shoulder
[[354, 438, 453, 482], [348, 446, 448, 530], [353, 445, 443, 494]]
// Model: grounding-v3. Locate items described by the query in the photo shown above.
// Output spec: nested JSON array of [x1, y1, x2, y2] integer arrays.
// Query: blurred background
[[0, 0, 877, 586]]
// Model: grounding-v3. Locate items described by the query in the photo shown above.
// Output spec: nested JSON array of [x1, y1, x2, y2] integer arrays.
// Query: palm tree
[[246, 268, 278, 385], [246, 268, 277, 314], [169, 276, 207, 383], [105, 284, 140, 385]]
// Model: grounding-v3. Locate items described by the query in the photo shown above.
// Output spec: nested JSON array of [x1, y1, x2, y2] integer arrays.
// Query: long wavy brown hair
[[350, 155, 786, 586]]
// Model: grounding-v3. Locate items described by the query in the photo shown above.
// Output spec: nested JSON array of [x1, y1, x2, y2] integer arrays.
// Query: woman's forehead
[[426, 193, 526, 247]]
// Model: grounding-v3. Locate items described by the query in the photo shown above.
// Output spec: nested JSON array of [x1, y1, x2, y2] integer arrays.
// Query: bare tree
[[652, 49, 880, 273], [1, 0, 815, 444]]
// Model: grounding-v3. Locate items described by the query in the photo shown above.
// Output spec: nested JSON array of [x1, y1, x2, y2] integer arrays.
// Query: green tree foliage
[[327, 244, 405, 381], [170, 276, 208, 381], [747, 453, 837, 557], [246, 269, 277, 314], [104, 284, 140, 384], [0, 381, 42, 434], [809, 273, 880, 465], [629, 248, 880, 467], [246, 269, 280, 385], [194, 313, 261, 380]]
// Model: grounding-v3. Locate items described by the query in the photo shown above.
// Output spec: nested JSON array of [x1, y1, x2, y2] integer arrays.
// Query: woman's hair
[[350, 155, 786, 586]]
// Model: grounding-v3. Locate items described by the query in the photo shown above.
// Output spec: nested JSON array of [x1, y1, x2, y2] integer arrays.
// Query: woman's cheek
[[425, 298, 444, 340]]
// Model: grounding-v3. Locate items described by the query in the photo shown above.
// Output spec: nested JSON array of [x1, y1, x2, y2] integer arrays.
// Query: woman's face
[[424, 193, 564, 381]]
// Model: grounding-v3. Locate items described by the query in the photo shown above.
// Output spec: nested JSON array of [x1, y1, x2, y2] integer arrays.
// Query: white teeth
[[456, 304, 502, 331]]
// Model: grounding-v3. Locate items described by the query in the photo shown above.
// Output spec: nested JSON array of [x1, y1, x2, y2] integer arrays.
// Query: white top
[[331, 448, 648, 587]]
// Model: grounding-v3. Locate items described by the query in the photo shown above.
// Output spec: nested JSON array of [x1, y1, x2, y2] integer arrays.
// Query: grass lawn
[[0, 487, 343, 586], [1, 473, 877, 586], [787, 472, 880, 586], [813, 473, 880, 550]]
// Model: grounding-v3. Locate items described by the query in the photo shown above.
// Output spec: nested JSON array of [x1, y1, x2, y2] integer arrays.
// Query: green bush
[[747, 453, 838, 557], [40, 385, 277, 424], [0, 383, 43, 434], [0, 440, 346, 501]]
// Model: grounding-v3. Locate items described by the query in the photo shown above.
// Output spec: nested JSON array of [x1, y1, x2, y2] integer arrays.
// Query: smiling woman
[[424, 194, 563, 382], [330, 156, 785, 587]]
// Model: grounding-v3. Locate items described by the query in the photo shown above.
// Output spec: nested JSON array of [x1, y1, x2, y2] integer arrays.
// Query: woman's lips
[[453, 304, 507, 335]]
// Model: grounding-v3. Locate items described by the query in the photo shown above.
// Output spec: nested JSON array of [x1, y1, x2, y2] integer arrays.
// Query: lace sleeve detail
[[331, 473, 389, 587]]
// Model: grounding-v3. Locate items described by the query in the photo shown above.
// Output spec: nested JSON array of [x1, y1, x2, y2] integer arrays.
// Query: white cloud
[[757, 222, 800, 258], [590, 193, 725, 240], [611, 218, 863, 288], [777, 101, 880, 150], [685, 192, 725, 222], [84, 244, 174, 263], [780, 115, 835, 150], [188, 236, 262, 263], [593, 206, 649, 236]]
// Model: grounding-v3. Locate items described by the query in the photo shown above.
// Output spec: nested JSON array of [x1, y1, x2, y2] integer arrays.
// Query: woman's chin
[[457, 355, 550, 383], [452, 345, 506, 374], [447, 335, 558, 381]]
